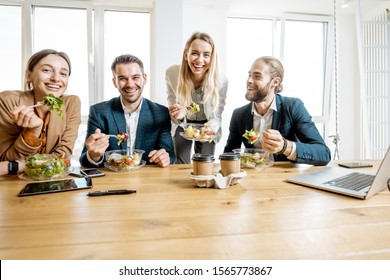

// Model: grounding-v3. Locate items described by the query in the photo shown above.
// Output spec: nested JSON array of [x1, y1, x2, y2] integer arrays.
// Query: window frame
[[93, 4, 152, 105], [226, 13, 333, 139], [280, 13, 334, 136], [7, 0, 152, 118], [0, 3, 22, 90]]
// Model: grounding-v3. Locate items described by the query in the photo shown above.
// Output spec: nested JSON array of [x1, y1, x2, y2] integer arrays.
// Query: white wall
[[335, 14, 361, 159], [153, 0, 184, 105], [182, 3, 227, 71]]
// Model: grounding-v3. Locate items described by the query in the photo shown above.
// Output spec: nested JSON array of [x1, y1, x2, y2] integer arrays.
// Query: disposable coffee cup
[[219, 153, 240, 176], [192, 154, 215, 175]]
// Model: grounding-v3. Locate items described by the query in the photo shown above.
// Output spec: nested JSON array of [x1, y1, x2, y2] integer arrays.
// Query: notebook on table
[[285, 146, 390, 199]]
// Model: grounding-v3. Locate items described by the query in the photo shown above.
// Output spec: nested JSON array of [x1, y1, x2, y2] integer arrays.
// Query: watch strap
[[8, 161, 18, 175]]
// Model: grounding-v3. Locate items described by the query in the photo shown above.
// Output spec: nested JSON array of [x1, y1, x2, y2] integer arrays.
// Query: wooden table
[[1, 161, 390, 260]]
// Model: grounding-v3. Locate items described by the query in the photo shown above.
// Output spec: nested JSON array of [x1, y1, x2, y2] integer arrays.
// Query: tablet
[[18, 177, 92, 196]]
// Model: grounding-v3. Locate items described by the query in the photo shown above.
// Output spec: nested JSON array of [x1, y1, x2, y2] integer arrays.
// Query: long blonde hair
[[177, 32, 219, 112]]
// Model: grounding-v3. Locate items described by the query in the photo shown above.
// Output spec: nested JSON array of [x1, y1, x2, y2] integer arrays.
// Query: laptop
[[286, 146, 390, 199]]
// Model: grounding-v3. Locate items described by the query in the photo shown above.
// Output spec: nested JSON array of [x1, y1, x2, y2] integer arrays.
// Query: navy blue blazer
[[80, 97, 175, 167], [224, 94, 331, 166]]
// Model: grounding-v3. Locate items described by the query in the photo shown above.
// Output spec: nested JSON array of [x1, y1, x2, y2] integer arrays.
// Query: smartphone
[[18, 177, 92, 196], [338, 162, 373, 169], [80, 168, 105, 178]]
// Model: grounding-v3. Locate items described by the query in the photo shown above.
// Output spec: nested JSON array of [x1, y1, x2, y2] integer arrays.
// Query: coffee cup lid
[[219, 152, 240, 160], [192, 153, 215, 162]]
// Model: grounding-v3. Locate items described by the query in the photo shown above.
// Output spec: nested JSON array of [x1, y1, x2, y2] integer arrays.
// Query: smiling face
[[184, 38, 212, 82], [112, 62, 147, 111], [27, 54, 70, 99], [245, 59, 280, 103]]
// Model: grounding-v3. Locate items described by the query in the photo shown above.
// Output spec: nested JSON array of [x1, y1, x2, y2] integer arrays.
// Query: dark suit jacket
[[224, 94, 331, 166], [80, 97, 175, 167]]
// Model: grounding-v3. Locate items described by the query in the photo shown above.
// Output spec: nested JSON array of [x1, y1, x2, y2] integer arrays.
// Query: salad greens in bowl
[[233, 148, 273, 170], [104, 149, 145, 172], [22, 153, 71, 180]]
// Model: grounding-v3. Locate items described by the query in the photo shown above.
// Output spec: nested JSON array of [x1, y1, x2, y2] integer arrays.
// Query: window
[[1, 2, 151, 117], [225, 14, 332, 148], [103, 10, 150, 101], [33, 6, 90, 116], [0, 5, 21, 91], [2, 2, 151, 161], [220, 17, 275, 156], [226, 17, 274, 110], [280, 15, 332, 122]]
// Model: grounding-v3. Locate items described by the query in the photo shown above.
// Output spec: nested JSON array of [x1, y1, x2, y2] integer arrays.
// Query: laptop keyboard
[[323, 172, 375, 191]]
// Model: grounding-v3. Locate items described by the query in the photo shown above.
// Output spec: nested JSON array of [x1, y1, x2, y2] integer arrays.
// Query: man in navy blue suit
[[80, 54, 175, 168], [224, 56, 331, 166]]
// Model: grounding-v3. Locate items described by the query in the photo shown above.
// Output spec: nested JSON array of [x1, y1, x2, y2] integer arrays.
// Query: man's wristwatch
[[8, 160, 19, 175]]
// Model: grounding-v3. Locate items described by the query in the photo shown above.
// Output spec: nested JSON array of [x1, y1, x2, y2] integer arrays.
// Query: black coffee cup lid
[[219, 152, 240, 160], [192, 153, 215, 162]]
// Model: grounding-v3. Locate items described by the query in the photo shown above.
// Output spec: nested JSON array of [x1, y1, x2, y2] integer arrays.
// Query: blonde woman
[[166, 32, 228, 164]]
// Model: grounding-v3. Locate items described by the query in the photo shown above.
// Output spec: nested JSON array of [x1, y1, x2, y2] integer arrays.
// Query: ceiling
[[77, 0, 390, 17], [185, 0, 390, 16]]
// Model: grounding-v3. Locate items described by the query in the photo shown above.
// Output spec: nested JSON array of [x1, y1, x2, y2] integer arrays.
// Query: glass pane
[[222, 17, 274, 154], [283, 20, 326, 117], [104, 11, 150, 101], [227, 18, 274, 108], [33, 6, 89, 116], [0, 5, 22, 91]]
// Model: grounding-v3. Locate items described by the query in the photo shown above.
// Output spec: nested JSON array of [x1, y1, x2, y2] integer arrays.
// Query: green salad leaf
[[39, 93, 64, 117]]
